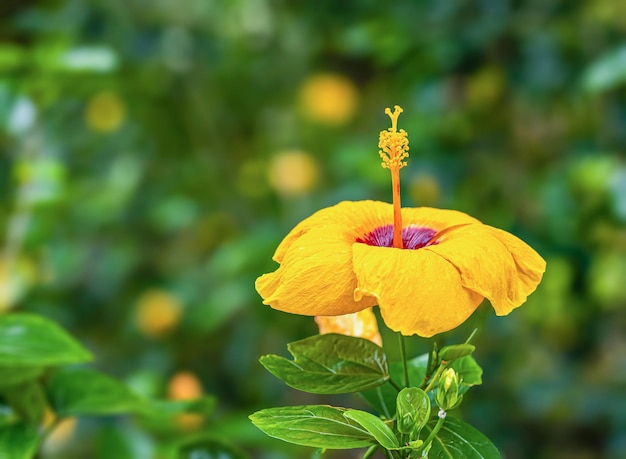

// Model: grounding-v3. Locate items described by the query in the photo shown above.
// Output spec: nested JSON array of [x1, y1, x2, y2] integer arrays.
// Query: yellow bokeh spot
[[0, 259, 13, 312], [41, 409, 77, 454], [85, 91, 126, 133], [409, 174, 441, 206], [168, 371, 204, 430], [0, 255, 37, 311], [299, 73, 358, 125], [267, 150, 319, 196], [136, 289, 182, 338], [168, 371, 203, 399]]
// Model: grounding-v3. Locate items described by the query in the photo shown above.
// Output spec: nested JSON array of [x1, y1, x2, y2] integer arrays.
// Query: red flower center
[[357, 225, 439, 250]]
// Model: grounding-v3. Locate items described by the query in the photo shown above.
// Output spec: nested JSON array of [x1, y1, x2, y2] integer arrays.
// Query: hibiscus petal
[[401, 207, 481, 231], [424, 224, 545, 316], [482, 226, 546, 314], [315, 308, 382, 346], [352, 243, 484, 337], [257, 225, 377, 316], [273, 201, 392, 263]]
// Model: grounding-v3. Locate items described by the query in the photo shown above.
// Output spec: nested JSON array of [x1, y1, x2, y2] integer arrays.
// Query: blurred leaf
[[260, 334, 388, 394], [582, 46, 626, 93], [0, 314, 92, 367], [450, 356, 483, 386], [93, 424, 154, 459], [568, 154, 618, 196], [0, 423, 39, 459], [589, 251, 626, 306], [425, 416, 500, 458], [59, 46, 119, 73], [249, 405, 375, 449], [610, 167, 626, 221], [0, 44, 25, 71], [343, 410, 398, 449], [13, 158, 65, 205], [141, 396, 216, 418], [189, 280, 250, 334], [2, 381, 47, 424], [138, 396, 215, 434], [177, 436, 247, 459], [0, 367, 43, 389], [439, 344, 475, 363], [208, 412, 281, 447], [0, 403, 18, 428], [47, 367, 143, 417]]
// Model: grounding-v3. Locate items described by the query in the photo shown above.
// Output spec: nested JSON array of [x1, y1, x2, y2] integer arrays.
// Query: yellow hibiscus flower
[[255, 106, 545, 337]]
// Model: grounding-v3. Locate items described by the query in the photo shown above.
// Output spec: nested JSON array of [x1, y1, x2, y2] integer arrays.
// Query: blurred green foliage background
[[1, 0, 626, 457]]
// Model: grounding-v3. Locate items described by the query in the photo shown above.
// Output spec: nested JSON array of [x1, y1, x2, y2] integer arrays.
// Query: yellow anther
[[379, 105, 409, 171]]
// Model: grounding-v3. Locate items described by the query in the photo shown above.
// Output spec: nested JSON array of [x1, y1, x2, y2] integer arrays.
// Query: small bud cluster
[[396, 387, 430, 436], [435, 368, 463, 411]]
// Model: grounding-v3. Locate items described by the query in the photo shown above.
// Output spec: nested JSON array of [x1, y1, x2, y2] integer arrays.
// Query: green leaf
[[360, 354, 428, 418], [438, 344, 475, 363], [0, 423, 39, 459], [0, 314, 92, 367], [2, 381, 47, 424], [260, 334, 388, 394], [450, 356, 483, 386], [249, 405, 375, 449], [0, 367, 44, 389], [343, 410, 398, 449], [47, 367, 143, 417], [424, 416, 501, 459]]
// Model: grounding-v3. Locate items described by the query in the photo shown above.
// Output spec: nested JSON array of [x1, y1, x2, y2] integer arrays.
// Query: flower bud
[[396, 387, 430, 435], [435, 368, 463, 411]]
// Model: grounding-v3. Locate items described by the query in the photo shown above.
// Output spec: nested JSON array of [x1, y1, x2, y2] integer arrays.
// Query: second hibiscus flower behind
[[256, 107, 545, 337]]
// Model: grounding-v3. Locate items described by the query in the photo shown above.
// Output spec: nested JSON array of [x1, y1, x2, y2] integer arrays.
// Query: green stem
[[422, 364, 446, 393], [415, 413, 446, 456], [398, 333, 409, 388], [465, 328, 478, 344], [422, 339, 439, 388], [363, 445, 378, 459], [388, 377, 403, 392]]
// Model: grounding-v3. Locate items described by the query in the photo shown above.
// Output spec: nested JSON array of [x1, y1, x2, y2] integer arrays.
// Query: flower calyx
[[435, 368, 463, 411]]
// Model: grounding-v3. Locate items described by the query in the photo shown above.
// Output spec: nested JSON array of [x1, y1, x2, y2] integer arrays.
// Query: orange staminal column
[[379, 105, 409, 249]]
